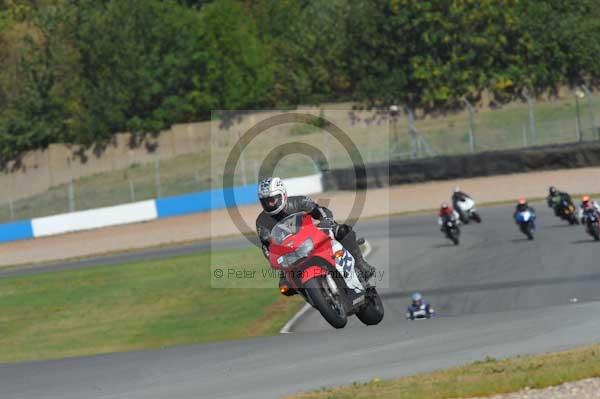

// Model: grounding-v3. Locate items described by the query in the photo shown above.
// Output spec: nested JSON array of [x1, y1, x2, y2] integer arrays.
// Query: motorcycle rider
[[452, 186, 475, 220], [438, 202, 460, 231], [579, 195, 600, 224], [513, 197, 536, 223], [451, 186, 472, 209], [256, 177, 376, 295], [546, 186, 573, 217], [406, 292, 434, 320]]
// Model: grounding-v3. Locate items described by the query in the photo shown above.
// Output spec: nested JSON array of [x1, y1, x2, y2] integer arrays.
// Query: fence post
[[575, 88, 584, 143], [237, 130, 248, 186], [8, 198, 14, 220], [523, 89, 537, 145], [323, 130, 331, 166], [522, 124, 528, 147], [405, 107, 419, 159], [154, 159, 162, 198], [128, 179, 136, 202], [461, 98, 476, 153], [253, 160, 259, 183], [389, 105, 400, 158], [68, 178, 75, 212], [580, 85, 597, 140]]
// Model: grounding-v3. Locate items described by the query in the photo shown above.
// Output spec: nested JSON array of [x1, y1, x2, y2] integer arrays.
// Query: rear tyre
[[591, 225, 600, 241], [527, 232, 534, 240], [305, 276, 347, 329], [569, 216, 577, 225], [356, 288, 384, 326], [526, 225, 534, 240]]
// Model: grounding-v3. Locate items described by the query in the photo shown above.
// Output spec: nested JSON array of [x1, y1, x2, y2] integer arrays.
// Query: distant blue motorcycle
[[515, 210, 536, 240]]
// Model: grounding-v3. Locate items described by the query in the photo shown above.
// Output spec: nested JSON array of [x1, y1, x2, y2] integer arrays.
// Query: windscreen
[[269, 213, 304, 244]]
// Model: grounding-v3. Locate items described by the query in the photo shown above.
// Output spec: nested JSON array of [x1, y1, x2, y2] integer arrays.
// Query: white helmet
[[258, 177, 288, 215], [453, 186, 461, 193]]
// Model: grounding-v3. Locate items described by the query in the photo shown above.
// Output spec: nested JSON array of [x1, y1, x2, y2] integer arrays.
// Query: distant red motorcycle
[[268, 212, 384, 329]]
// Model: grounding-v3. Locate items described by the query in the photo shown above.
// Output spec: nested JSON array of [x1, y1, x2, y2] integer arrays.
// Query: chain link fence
[[0, 89, 598, 223]]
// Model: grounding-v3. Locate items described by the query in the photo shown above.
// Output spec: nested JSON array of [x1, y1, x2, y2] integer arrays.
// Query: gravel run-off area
[[468, 378, 600, 399]]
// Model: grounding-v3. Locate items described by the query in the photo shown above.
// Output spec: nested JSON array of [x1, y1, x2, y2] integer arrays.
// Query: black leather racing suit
[[547, 191, 572, 217], [256, 196, 374, 283]]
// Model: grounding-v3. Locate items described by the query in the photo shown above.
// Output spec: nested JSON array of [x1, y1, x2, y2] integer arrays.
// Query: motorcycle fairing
[[331, 240, 365, 295]]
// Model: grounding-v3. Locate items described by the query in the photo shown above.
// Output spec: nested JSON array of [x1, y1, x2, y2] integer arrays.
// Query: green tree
[[70, 0, 206, 143], [0, 4, 81, 161], [191, 0, 273, 112], [253, 0, 351, 105]]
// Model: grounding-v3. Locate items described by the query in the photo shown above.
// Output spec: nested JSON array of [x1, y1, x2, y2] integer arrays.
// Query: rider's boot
[[340, 232, 376, 282]]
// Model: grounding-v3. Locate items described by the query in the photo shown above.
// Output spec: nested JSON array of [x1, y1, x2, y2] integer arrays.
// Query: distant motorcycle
[[455, 197, 482, 224], [515, 210, 536, 240], [555, 199, 579, 225], [441, 218, 460, 245], [582, 208, 600, 241], [406, 303, 435, 320]]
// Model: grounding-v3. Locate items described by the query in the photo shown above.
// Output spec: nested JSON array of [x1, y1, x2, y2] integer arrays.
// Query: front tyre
[[471, 212, 482, 223], [305, 276, 347, 329], [451, 226, 460, 245], [451, 234, 460, 245], [356, 288, 384, 326], [525, 223, 534, 240]]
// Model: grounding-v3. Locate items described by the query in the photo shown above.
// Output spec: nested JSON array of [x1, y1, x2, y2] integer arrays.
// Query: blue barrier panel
[[0, 220, 34, 243], [155, 184, 257, 219]]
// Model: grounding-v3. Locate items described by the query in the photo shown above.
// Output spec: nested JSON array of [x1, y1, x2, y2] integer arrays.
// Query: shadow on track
[[507, 238, 537, 243], [571, 239, 598, 245]]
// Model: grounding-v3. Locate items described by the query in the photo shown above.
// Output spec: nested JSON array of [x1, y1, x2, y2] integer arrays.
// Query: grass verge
[[0, 247, 303, 363], [287, 344, 600, 399]]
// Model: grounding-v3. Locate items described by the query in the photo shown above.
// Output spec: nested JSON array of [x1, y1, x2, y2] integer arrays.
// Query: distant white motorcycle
[[455, 197, 482, 224]]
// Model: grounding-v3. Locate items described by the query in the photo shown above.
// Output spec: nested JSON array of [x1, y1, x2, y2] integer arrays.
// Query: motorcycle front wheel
[[450, 227, 460, 245], [305, 275, 348, 329], [356, 288, 384, 326]]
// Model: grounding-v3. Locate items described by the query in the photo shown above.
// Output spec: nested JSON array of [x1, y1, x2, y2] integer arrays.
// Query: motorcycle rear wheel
[[591, 225, 600, 241], [526, 226, 534, 240], [305, 276, 348, 329]]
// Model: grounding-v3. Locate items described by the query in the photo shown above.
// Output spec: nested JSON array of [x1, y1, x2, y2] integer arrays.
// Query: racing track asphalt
[[2, 204, 600, 399]]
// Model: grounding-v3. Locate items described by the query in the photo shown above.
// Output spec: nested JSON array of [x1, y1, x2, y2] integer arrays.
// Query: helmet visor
[[260, 194, 283, 213]]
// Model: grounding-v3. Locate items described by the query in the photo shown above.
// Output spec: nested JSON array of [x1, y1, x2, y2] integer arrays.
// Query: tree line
[[0, 0, 599, 161]]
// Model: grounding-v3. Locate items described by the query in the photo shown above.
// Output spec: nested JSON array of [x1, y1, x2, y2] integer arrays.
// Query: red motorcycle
[[268, 212, 384, 329]]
